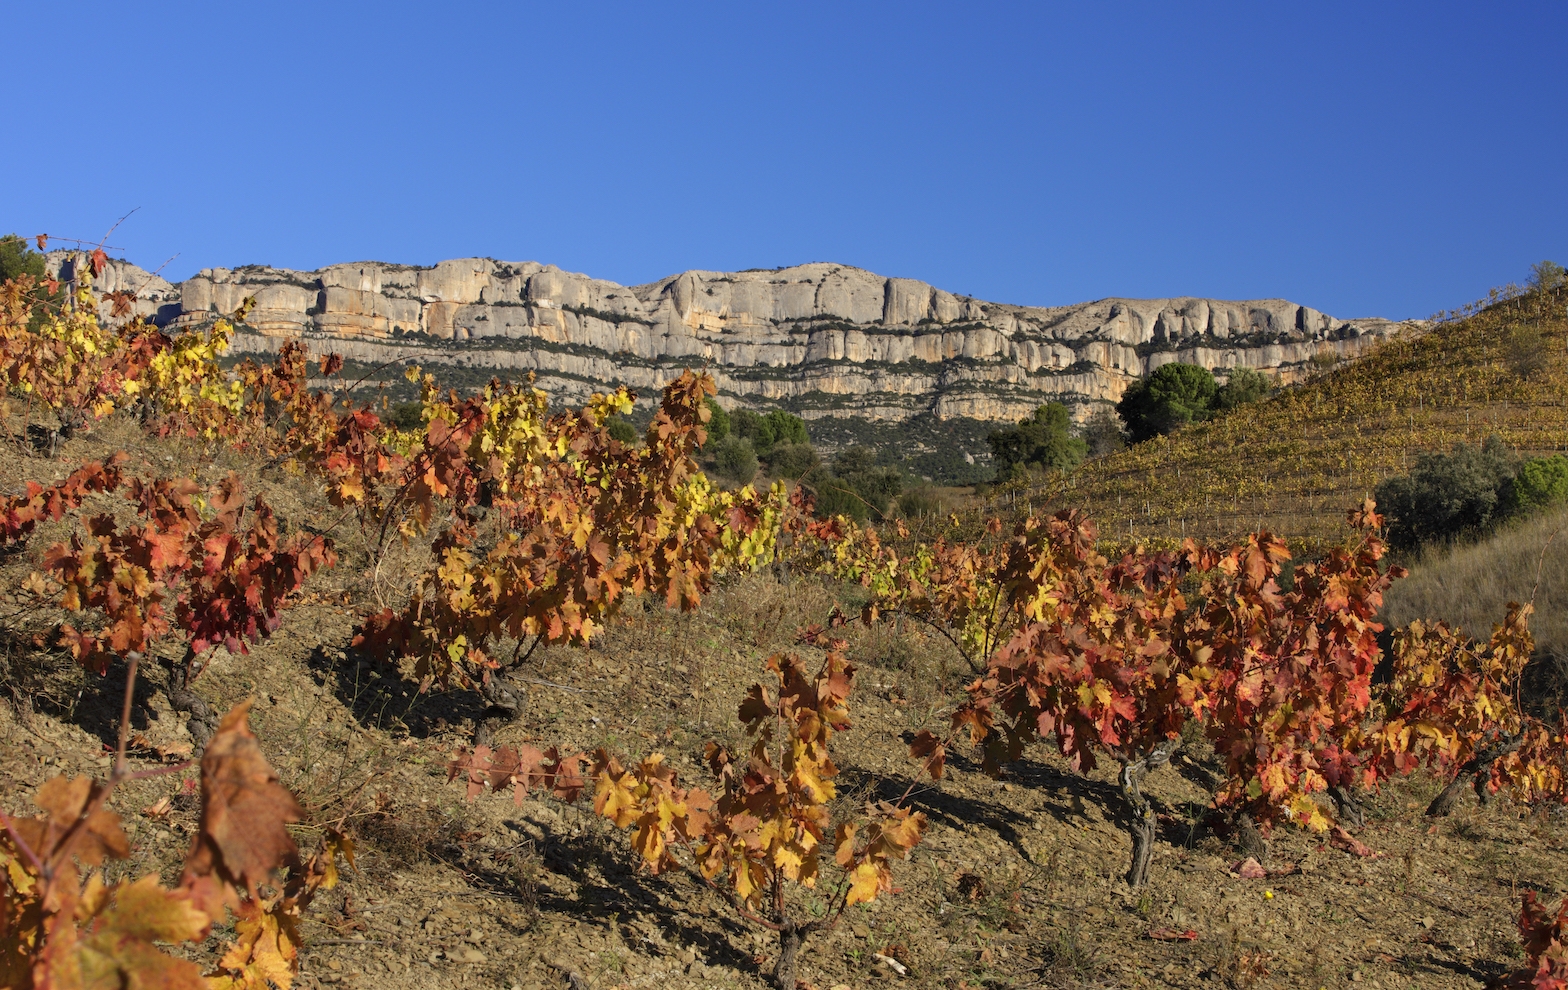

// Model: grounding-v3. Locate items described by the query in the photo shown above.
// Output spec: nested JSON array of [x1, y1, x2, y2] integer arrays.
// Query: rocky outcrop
[[56, 252, 1416, 423]]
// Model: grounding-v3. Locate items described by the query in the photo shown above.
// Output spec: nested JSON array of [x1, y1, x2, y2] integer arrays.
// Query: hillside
[[1031, 286, 1568, 546], [46, 252, 1405, 452]]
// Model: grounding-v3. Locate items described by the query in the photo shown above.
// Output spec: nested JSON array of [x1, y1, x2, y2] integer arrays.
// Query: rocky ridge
[[47, 252, 1414, 423]]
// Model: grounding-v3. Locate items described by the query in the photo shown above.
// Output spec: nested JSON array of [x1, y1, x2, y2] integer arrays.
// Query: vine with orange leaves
[[0, 251, 789, 985], [802, 499, 1565, 888]]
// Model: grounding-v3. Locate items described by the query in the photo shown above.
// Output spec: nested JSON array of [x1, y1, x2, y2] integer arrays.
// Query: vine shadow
[[308, 645, 487, 739], [511, 813, 758, 974]]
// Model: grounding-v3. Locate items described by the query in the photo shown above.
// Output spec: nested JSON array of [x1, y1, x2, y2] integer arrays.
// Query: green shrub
[[606, 416, 639, 446], [734, 408, 808, 455], [803, 446, 906, 523], [897, 485, 944, 519], [712, 434, 758, 484], [987, 402, 1087, 480], [1507, 455, 1568, 515], [762, 441, 818, 479], [1215, 367, 1272, 411], [702, 398, 730, 448], [1374, 437, 1518, 550], [1116, 363, 1219, 443], [389, 401, 424, 432]]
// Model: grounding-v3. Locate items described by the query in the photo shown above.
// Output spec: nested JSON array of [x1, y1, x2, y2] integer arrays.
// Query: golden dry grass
[[1027, 289, 1568, 549]]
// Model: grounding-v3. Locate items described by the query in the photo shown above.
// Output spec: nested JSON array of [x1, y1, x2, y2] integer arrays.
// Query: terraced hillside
[[1031, 286, 1568, 546]]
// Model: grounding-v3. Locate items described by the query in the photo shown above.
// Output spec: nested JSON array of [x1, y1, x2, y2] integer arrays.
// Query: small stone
[[1420, 916, 1434, 929], [455, 947, 487, 964]]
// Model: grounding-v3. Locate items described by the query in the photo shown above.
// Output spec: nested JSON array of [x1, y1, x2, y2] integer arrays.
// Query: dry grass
[[1384, 502, 1568, 707]]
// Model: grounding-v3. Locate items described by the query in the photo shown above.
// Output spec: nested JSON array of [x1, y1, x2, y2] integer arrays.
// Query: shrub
[[1374, 436, 1518, 550], [762, 440, 819, 479], [1529, 259, 1566, 294], [1116, 363, 1218, 442], [805, 446, 906, 522], [1507, 454, 1568, 515], [712, 434, 758, 483], [735, 408, 808, 454], [606, 416, 639, 446], [389, 400, 424, 431], [897, 484, 944, 519], [987, 401, 1088, 479], [1214, 366, 1272, 411], [702, 397, 730, 447], [1081, 405, 1126, 457]]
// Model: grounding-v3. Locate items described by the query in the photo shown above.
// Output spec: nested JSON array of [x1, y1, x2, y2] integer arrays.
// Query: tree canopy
[[1116, 363, 1273, 442], [987, 402, 1087, 481]]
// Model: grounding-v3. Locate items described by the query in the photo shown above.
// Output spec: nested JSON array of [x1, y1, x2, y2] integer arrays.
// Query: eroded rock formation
[[49, 253, 1414, 423]]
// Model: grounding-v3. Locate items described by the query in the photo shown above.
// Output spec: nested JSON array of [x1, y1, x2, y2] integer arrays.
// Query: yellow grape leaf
[[594, 768, 641, 829], [844, 861, 883, 907], [213, 903, 298, 990], [72, 875, 209, 990]]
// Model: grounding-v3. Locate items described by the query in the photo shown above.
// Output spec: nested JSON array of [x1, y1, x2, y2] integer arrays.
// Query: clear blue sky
[[4, 2, 1564, 320]]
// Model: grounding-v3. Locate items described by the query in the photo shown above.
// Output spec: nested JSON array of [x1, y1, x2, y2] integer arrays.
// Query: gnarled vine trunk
[[773, 924, 805, 990], [1427, 731, 1523, 817], [1119, 737, 1182, 888], [1330, 785, 1365, 828]]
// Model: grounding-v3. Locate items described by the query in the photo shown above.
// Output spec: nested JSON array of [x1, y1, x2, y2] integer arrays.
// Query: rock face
[[53, 252, 1414, 423]]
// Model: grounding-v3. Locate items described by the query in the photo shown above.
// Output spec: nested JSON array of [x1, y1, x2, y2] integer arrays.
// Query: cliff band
[[49, 254, 1413, 423]]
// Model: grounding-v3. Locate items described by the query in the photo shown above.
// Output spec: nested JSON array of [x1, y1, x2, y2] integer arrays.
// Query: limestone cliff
[[48, 252, 1415, 423]]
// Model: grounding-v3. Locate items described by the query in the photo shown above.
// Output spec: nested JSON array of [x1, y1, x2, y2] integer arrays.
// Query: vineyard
[[1026, 286, 1568, 551], [0, 256, 1564, 990]]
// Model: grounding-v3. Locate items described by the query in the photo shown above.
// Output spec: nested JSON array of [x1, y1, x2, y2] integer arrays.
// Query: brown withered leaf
[[23, 775, 130, 883], [182, 702, 303, 915], [909, 730, 946, 780]]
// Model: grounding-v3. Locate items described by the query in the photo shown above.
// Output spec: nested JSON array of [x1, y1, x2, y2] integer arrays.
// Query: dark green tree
[[0, 234, 46, 284], [702, 398, 730, 448], [1116, 363, 1219, 442], [734, 408, 809, 455], [987, 402, 1088, 481], [712, 435, 759, 484]]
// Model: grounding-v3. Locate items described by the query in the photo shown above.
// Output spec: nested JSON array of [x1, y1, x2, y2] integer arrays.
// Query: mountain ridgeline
[[50, 252, 1411, 469]]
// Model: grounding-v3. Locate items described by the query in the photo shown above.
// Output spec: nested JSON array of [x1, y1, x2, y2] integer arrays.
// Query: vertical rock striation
[[50, 253, 1414, 423]]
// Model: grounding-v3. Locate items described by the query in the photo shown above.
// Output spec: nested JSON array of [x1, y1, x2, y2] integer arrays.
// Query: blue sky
[[4, 2, 1563, 319]]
